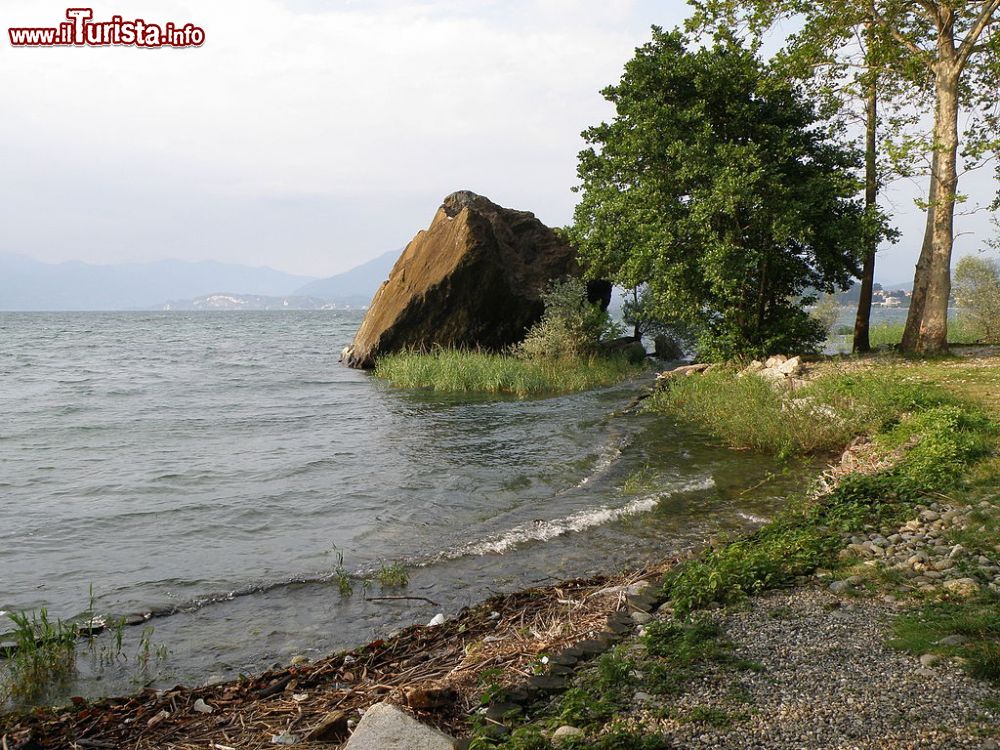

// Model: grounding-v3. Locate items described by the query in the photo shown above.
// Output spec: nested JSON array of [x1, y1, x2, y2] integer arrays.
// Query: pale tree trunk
[[853, 65, 878, 354], [902, 61, 960, 353]]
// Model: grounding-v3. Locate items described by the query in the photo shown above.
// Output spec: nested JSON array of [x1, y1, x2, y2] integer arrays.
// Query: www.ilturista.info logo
[[9, 8, 204, 48]]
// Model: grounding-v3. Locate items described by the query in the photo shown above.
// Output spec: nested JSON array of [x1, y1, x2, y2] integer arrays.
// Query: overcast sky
[[1, 0, 996, 284]]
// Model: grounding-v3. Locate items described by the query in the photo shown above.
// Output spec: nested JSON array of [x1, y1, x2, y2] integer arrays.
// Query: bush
[[879, 405, 995, 488], [517, 277, 622, 360]]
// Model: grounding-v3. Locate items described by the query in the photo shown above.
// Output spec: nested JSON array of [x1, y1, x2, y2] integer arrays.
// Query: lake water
[[0, 311, 807, 703]]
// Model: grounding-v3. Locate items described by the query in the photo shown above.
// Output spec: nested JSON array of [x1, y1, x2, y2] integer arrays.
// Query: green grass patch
[[868, 317, 984, 348], [889, 595, 1000, 684], [374, 349, 648, 396], [664, 389, 996, 614], [647, 368, 958, 458]]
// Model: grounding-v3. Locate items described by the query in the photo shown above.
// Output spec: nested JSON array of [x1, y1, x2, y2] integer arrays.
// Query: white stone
[[344, 703, 456, 750], [553, 726, 585, 743]]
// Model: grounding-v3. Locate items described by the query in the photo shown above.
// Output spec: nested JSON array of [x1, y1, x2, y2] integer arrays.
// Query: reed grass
[[374, 350, 647, 396], [1, 609, 78, 705]]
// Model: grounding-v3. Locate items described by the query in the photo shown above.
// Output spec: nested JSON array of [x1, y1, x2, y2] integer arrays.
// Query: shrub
[[517, 277, 622, 360]]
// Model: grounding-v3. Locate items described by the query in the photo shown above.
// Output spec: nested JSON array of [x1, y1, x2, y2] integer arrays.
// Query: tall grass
[[1, 609, 78, 705], [374, 350, 647, 396], [647, 368, 960, 458]]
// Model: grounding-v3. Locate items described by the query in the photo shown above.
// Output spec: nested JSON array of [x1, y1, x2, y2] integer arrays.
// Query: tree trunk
[[902, 62, 961, 353], [852, 65, 878, 354]]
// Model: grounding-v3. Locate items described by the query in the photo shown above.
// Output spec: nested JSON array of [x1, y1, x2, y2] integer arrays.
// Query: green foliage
[[1, 609, 78, 705], [571, 29, 868, 361], [890, 595, 1000, 685], [557, 649, 635, 727], [517, 277, 622, 361], [374, 349, 646, 396], [476, 725, 673, 750], [879, 405, 996, 488], [655, 368, 996, 614], [662, 523, 836, 615], [620, 286, 692, 345], [331, 548, 353, 597], [375, 561, 409, 589], [954, 255, 1000, 343]]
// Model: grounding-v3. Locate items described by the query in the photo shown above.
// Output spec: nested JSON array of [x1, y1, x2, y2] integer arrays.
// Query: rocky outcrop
[[342, 191, 607, 369]]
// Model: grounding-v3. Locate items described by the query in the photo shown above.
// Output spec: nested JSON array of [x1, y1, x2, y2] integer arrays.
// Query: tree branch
[[867, 1, 932, 64], [958, 0, 1000, 67]]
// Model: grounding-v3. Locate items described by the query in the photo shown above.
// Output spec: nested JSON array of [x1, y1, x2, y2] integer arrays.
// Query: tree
[[689, 1, 1000, 353], [688, 2, 905, 354], [884, 2, 1000, 352], [953, 255, 1000, 342], [570, 30, 867, 361]]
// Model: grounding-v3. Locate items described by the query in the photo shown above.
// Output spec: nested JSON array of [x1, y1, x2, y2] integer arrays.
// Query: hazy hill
[[0, 253, 317, 311], [294, 249, 398, 305]]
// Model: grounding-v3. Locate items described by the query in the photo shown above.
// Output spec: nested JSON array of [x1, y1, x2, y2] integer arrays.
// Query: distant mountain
[[294, 249, 399, 305], [0, 253, 317, 311], [155, 293, 350, 311]]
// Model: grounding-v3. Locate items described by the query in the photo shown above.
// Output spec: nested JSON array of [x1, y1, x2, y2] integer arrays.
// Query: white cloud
[[0, 0, 993, 280]]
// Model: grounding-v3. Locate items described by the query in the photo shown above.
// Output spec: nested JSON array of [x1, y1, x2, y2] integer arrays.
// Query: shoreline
[[3, 352, 999, 749], [0, 564, 679, 749]]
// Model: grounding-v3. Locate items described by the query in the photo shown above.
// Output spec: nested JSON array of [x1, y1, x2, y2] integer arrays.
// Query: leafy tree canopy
[[570, 29, 872, 360]]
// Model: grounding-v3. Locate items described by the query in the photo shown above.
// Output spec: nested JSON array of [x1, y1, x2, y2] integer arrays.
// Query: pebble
[[630, 589, 997, 749], [552, 725, 584, 743]]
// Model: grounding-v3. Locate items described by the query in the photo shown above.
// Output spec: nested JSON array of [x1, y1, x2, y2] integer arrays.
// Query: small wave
[[736, 511, 770, 524], [443, 476, 716, 559], [576, 435, 631, 488]]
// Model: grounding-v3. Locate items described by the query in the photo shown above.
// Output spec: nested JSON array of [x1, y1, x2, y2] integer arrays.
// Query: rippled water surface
[[0, 311, 808, 702]]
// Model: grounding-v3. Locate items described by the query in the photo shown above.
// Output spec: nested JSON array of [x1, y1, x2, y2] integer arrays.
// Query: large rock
[[344, 702, 457, 750], [342, 191, 606, 368]]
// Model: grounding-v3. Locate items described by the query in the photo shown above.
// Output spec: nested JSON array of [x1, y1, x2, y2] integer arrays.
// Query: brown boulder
[[342, 191, 602, 369]]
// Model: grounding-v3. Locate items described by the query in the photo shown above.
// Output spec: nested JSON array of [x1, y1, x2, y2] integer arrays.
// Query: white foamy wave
[[576, 435, 632, 488], [736, 511, 770, 524], [446, 476, 716, 559]]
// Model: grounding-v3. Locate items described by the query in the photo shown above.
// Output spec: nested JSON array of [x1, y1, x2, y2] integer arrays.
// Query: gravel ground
[[631, 588, 999, 750]]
